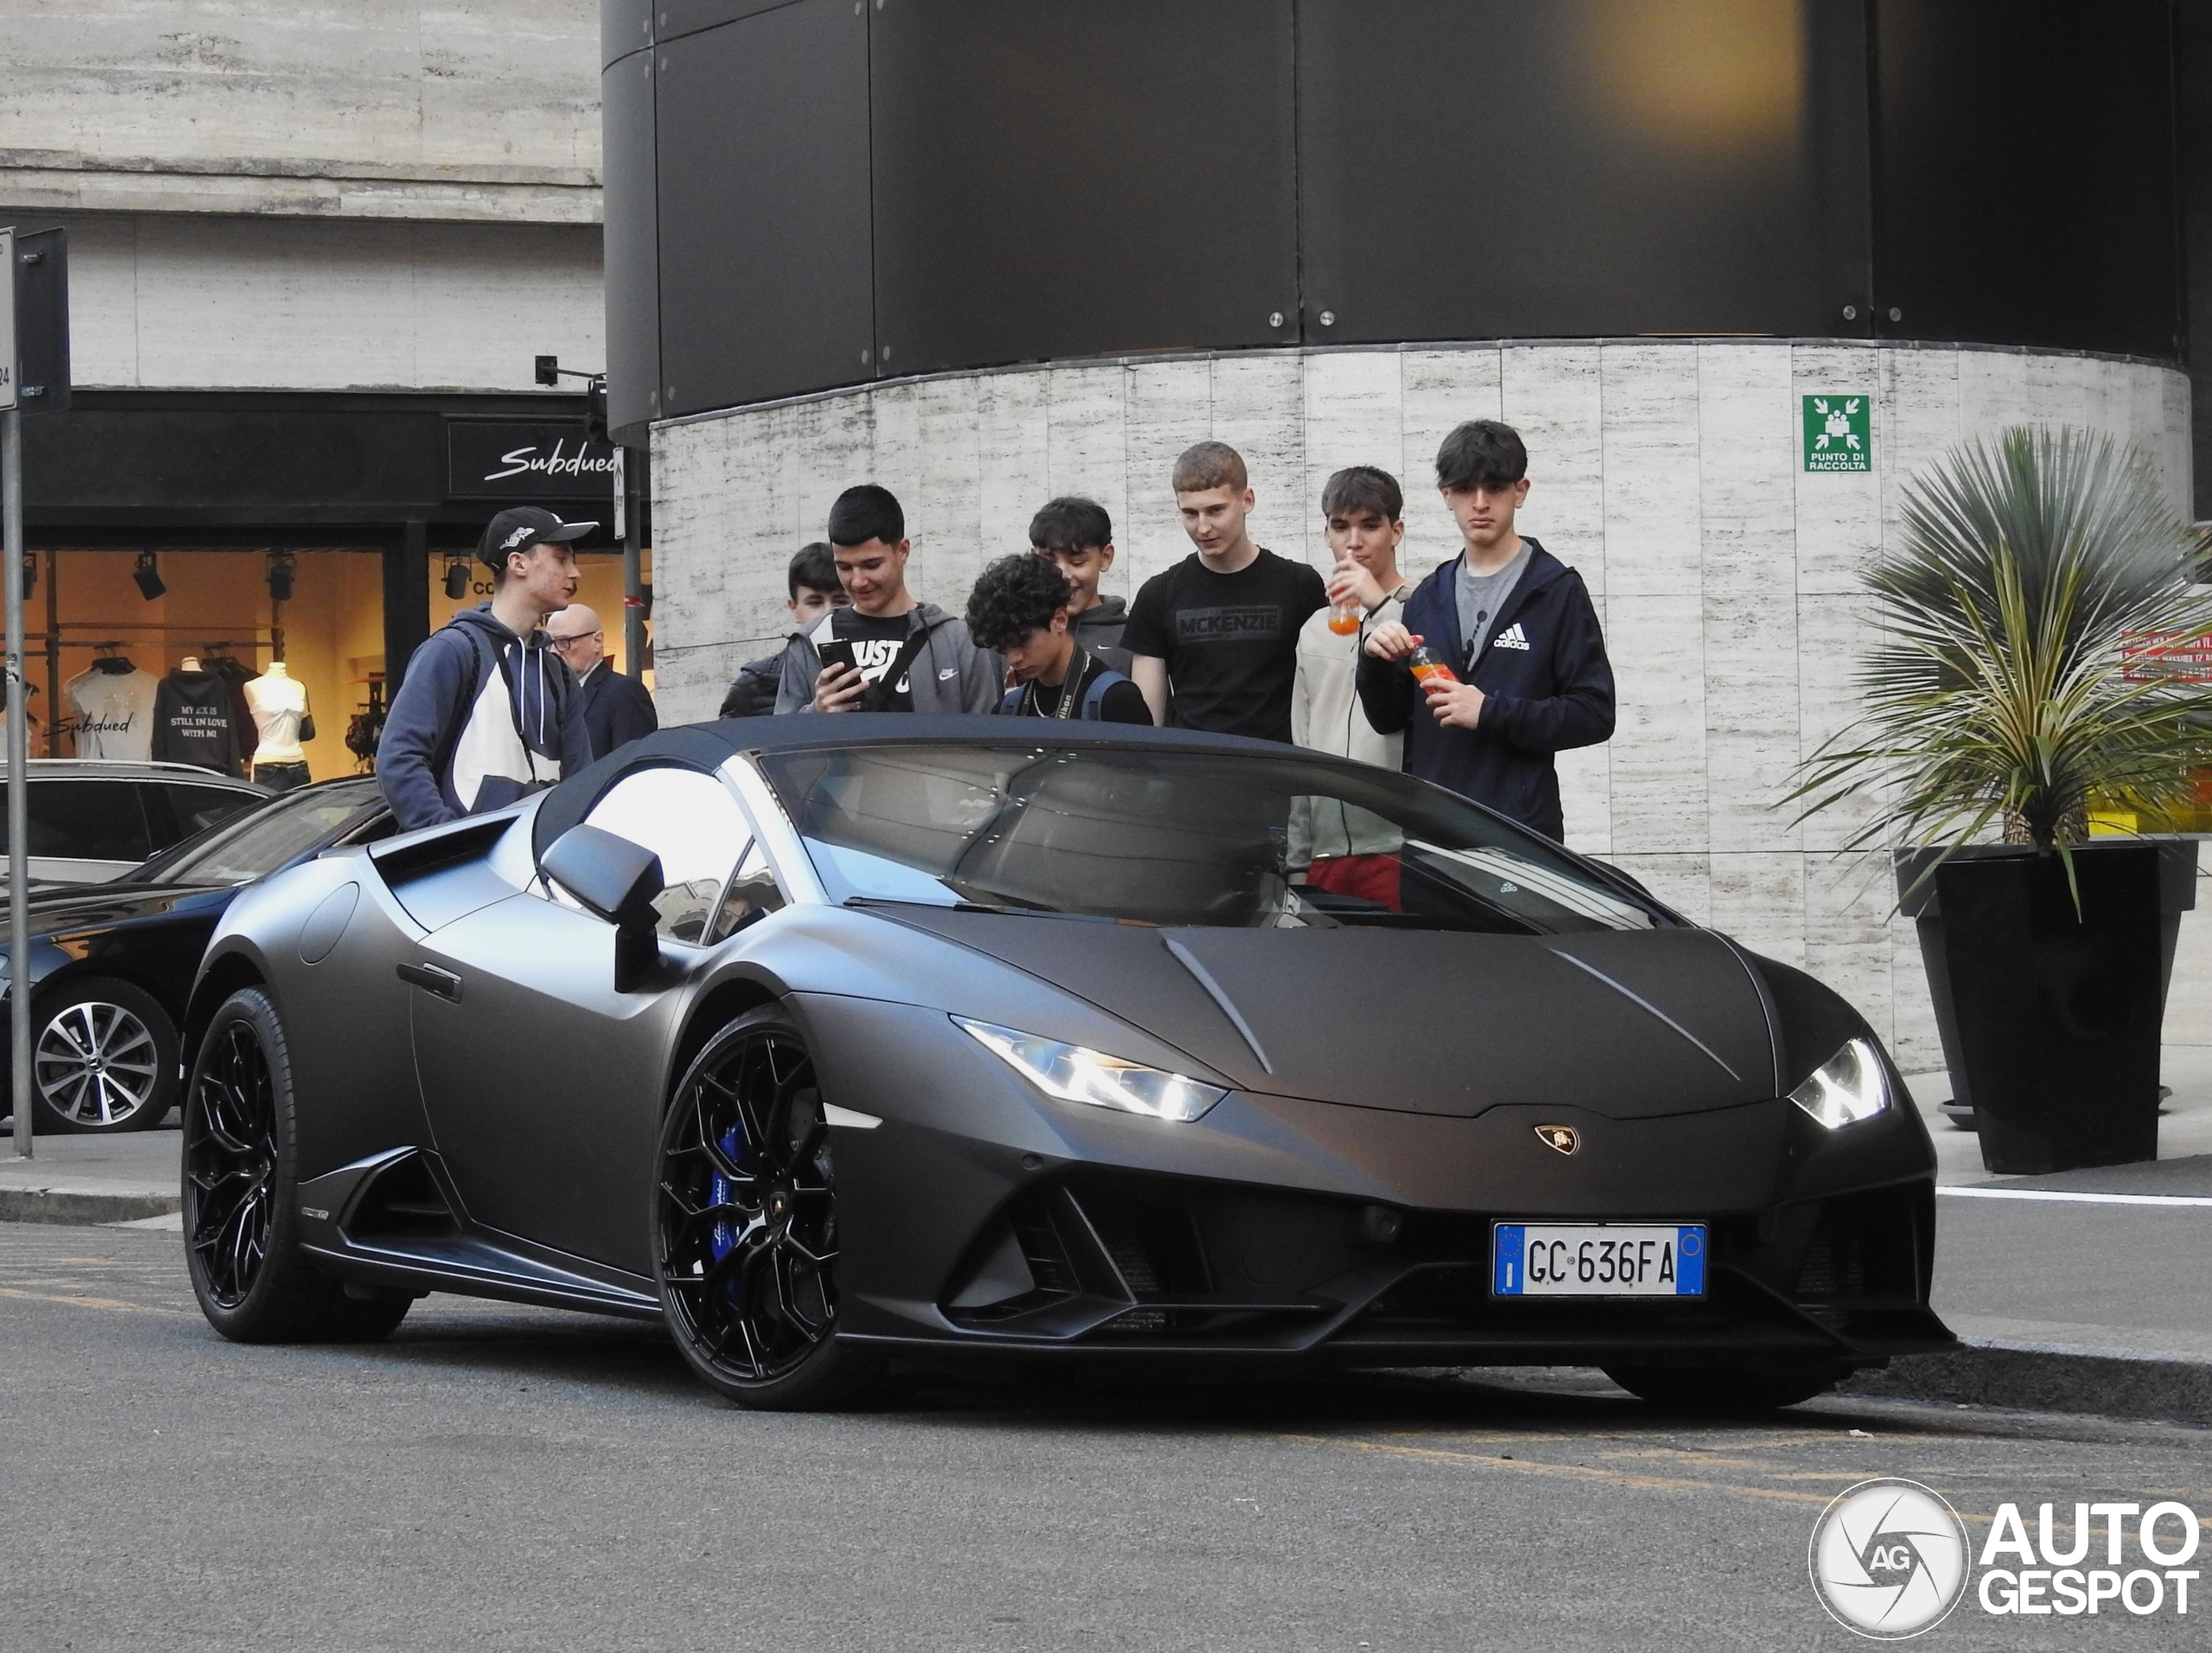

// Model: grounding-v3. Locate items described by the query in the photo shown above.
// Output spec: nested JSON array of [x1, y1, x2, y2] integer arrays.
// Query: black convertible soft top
[[529, 713, 1298, 864]]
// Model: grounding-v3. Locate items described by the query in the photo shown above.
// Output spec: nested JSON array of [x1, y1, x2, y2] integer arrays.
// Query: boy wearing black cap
[[376, 506, 597, 831]]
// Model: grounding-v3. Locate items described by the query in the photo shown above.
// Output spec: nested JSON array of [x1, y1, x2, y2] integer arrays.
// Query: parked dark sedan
[[0, 776, 389, 1133]]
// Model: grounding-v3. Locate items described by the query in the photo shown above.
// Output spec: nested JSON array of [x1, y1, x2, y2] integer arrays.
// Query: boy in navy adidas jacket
[[1357, 420, 1614, 842]]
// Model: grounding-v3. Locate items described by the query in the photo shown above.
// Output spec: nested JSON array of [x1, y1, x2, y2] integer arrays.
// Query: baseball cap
[[476, 506, 599, 569]]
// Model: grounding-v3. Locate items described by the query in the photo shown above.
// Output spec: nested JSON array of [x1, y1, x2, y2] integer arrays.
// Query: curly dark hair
[[965, 551, 1075, 652]]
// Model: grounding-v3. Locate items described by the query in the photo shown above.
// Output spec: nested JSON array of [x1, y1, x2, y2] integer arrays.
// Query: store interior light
[[444, 557, 472, 600], [266, 549, 296, 603], [132, 551, 166, 601]]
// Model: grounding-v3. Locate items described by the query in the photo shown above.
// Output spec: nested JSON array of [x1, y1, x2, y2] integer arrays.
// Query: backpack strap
[[862, 622, 936, 714], [1079, 666, 1132, 720], [995, 684, 1025, 716]]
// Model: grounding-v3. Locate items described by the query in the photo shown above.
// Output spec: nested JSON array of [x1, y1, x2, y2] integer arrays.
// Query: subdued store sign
[[1802, 394, 1872, 473], [446, 421, 619, 500]]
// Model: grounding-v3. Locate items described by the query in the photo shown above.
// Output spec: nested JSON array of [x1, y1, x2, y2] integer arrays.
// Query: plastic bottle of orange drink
[[1408, 644, 1459, 685], [1326, 602, 1362, 636]]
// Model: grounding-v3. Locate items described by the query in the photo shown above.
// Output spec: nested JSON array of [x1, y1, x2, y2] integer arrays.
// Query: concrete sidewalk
[[0, 1125, 182, 1225], [1840, 1054, 2212, 1421]]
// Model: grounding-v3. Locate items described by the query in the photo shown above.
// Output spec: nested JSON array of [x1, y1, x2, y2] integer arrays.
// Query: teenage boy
[[547, 601, 659, 759], [1357, 420, 1614, 842], [720, 543, 847, 717], [966, 552, 1150, 723], [1122, 442, 1326, 740], [378, 505, 595, 831], [1029, 496, 1130, 676], [1289, 466, 1416, 904], [772, 484, 1002, 714]]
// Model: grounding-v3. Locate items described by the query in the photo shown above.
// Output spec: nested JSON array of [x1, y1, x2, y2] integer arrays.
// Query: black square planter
[[1908, 843, 2167, 1174]]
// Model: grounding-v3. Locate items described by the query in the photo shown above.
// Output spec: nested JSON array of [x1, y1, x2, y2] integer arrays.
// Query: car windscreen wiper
[[841, 894, 1114, 923]]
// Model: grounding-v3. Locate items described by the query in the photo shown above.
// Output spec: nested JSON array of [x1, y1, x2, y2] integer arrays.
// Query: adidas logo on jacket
[[1354, 537, 1615, 842]]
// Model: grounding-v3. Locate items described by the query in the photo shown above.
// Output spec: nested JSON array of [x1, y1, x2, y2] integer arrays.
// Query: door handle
[[396, 962, 462, 1002]]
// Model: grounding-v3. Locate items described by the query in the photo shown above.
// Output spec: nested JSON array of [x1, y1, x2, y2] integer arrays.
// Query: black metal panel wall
[[1298, 0, 1872, 344], [611, 0, 2189, 422], [869, 0, 1300, 377], [601, 46, 660, 440], [1872, 0, 2182, 360], [654, 0, 874, 420]]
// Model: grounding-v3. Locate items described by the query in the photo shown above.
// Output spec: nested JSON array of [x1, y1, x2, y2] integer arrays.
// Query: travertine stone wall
[[651, 339, 2195, 1066]]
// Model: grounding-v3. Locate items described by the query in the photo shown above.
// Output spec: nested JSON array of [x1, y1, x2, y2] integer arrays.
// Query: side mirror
[[539, 823, 664, 991]]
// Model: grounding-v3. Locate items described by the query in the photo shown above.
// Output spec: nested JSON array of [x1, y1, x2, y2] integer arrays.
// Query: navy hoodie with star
[[1356, 538, 1614, 842]]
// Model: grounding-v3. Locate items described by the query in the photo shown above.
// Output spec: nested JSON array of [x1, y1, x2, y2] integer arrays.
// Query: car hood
[[878, 909, 1780, 1120], [0, 880, 233, 940]]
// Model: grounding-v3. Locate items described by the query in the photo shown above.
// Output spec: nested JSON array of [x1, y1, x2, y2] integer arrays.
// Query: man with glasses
[[547, 602, 658, 760]]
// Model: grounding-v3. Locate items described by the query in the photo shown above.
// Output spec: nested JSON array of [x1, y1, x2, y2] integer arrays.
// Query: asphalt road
[[3, 1224, 2208, 1653]]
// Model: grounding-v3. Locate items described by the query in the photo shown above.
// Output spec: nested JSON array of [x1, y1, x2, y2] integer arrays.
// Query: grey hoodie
[[1071, 594, 1132, 677], [772, 602, 1005, 715]]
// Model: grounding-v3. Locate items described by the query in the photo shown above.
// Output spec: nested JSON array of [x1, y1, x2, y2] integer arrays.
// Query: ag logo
[[1809, 1478, 1970, 1638]]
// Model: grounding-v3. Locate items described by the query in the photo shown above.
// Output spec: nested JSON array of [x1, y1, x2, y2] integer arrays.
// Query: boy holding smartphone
[[772, 485, 1002, 715]]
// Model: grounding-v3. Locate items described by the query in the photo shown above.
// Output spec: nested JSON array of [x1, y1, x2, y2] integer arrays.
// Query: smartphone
[[817, 639, 859, 677]]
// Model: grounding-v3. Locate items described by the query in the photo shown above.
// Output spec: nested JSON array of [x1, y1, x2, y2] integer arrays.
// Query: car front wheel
[[29, 976, 178, 1133], [653, 1006, 883, 1409], [181, 986, 411, 1343]]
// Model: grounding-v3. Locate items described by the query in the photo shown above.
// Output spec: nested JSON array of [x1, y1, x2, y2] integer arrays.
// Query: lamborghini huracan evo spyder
[[179, 716, 1954, 1410]]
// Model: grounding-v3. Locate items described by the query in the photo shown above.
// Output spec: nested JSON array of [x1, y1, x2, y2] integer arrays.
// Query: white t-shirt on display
[[66, 666, 158, 761]]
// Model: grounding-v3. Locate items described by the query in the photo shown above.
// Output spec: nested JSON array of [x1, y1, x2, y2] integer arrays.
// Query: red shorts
[[1305, 853, 1402, 912]]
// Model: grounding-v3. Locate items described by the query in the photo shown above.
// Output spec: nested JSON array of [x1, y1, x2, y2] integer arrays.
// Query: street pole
[[4, 404, 28, 1160], [622, 444, 646, 681]]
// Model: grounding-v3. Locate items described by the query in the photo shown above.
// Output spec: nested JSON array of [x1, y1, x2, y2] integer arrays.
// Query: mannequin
[[245, 661, 314, 791], [65, 648, 156, 761]]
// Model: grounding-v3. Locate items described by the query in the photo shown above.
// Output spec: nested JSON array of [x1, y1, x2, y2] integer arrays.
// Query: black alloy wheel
[[29, 977, 179, 1133], [653, 1006, 882, 1408], [1603, 1359, 1840, 1414], [181, 987, 412, 1343]]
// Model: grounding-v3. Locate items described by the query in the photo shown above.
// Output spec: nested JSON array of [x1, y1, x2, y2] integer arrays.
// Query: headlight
[[1788, 1037, 1890, 1129], [953, 1016, 1229, 1123]]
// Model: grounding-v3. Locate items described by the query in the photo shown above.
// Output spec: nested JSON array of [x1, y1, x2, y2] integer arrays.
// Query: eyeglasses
[[550, 629, 603, 648]]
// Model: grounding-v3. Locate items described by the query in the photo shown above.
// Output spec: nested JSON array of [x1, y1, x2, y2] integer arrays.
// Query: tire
[[27, 976, 179, 1134], [1603, 1359, 1840, 1414], [653, 1006, 884, 1409], [181, 987, 412, 1344]]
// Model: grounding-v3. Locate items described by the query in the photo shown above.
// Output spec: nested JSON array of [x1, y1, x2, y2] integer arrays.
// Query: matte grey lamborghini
[[180, 716, 1953, 1409]]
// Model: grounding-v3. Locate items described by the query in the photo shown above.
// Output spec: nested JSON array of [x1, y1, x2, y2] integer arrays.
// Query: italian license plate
[[1492, 1223, 1707, 1297]]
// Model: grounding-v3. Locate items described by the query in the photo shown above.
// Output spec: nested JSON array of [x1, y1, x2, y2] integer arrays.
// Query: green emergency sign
[[1802, 394, 1872, 472]]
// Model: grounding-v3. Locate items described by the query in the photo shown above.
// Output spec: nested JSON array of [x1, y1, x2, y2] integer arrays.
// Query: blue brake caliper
[[709, 1123, 745, 1307]]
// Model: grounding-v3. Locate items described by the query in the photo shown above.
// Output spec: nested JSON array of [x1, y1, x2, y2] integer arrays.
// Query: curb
[[1844, 1340, 2212, 1427], [0, 1186, 181, 1226]]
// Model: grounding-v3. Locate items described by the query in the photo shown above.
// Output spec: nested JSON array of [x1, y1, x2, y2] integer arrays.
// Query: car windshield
[[758, 743, 1665, 934], [137, 779, 385, 887]]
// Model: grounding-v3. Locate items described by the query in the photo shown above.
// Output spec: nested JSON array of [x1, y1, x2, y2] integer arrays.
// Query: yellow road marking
[[0, 1284, 187, 1317], [1286, 1433, 2000, 1524]]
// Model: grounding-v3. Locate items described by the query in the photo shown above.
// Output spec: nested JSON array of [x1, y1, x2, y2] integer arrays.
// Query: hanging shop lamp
[[132, 551, 166, 601]]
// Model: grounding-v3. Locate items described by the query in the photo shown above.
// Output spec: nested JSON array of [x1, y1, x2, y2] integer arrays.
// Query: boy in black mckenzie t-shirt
[[1122, 442, 1326, 742], [967, 553, 1150, 723]]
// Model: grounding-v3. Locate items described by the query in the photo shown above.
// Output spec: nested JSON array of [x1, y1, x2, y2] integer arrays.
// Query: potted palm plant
[[1791, 427, 2212, 1174]]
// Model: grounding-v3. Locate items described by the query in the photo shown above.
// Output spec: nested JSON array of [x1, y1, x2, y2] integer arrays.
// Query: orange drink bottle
[[1326, 602, 1362, 636], [1408, 643, 1459, 687]]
